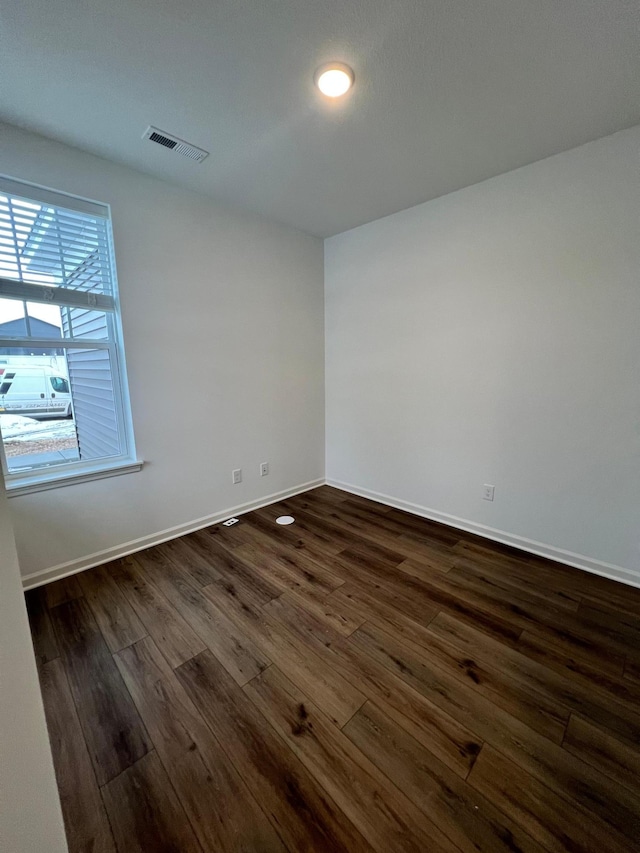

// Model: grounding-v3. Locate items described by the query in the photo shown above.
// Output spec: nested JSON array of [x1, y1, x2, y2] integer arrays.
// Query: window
[[0, 176, 140, 493], [49, 376, 69, 394], [0, 373, 15, 395]]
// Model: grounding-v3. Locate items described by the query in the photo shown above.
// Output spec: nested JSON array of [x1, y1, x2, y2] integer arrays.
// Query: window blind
[[0, 178, 115, 312]]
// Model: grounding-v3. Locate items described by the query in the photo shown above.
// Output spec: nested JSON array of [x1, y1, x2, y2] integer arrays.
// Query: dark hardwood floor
[[25, 486, 640, 852]]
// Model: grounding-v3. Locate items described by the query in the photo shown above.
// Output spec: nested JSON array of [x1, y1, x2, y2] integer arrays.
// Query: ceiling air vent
[[142, 126, 209, 163]]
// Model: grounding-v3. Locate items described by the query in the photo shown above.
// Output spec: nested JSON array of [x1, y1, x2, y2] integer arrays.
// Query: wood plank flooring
[[25, 486, 640, 852]]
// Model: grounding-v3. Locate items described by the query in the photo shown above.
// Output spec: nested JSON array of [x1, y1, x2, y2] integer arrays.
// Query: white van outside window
[[0, 177, 140, 494], [0, 366, 72, 417]]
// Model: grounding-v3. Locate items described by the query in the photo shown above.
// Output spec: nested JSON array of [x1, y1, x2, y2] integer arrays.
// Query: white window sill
[[5, 458, 144, 497]]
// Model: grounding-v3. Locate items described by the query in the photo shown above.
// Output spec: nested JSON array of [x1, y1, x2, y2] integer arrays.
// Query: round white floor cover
[[276, 515, 295, 525]]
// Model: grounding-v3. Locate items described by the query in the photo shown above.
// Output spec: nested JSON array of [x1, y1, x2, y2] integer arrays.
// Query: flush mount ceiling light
[[314, 62, 354, 98]]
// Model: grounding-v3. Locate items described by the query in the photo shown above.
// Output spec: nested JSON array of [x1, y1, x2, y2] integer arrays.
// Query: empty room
[[1, 1, 639, 851]]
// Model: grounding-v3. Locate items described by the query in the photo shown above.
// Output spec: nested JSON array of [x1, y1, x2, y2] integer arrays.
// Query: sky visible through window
[[0, 299, 62, 328]]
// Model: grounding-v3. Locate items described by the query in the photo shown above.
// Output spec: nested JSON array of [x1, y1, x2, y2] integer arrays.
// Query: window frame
[[0, 174, 141, 495]]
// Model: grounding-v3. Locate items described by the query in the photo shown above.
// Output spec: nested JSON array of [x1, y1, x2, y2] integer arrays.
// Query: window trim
[[0, 277, 115, 312], [5, 457, 143, 497], [0, 176, 140, 490]]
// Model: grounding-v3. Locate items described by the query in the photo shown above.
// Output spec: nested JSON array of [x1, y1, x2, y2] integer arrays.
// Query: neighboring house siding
[[65, 307, 108, 340], [60, 243, 119, 460], [62, 307, 119, 460], [66, 347, 120, 459]]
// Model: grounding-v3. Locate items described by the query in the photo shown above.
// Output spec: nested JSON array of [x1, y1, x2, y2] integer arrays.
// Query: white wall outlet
[[232, 468, 242, 485], [223, 517, 239, 526], [483, 484, 495, 501], [260, 462, 269, 477]]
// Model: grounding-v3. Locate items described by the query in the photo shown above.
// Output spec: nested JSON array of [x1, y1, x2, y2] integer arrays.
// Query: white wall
[[325, 125, 640, 582], [0, 122, 325, 579], [0, 478, 68, 852], [3, 120, 639, 585]]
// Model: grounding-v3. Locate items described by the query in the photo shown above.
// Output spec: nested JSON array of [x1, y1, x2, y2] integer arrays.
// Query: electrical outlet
[[260, 462, 269, 477], [223, 517, 239, 526], [483, 484, 495, 501], [232, 468, 242, 485]]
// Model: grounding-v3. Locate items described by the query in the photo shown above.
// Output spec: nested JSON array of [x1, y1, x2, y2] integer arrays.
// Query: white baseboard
[[23, 475, 640, 592], [327, 478, 640, 590], [21, 478, 324, 590]]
